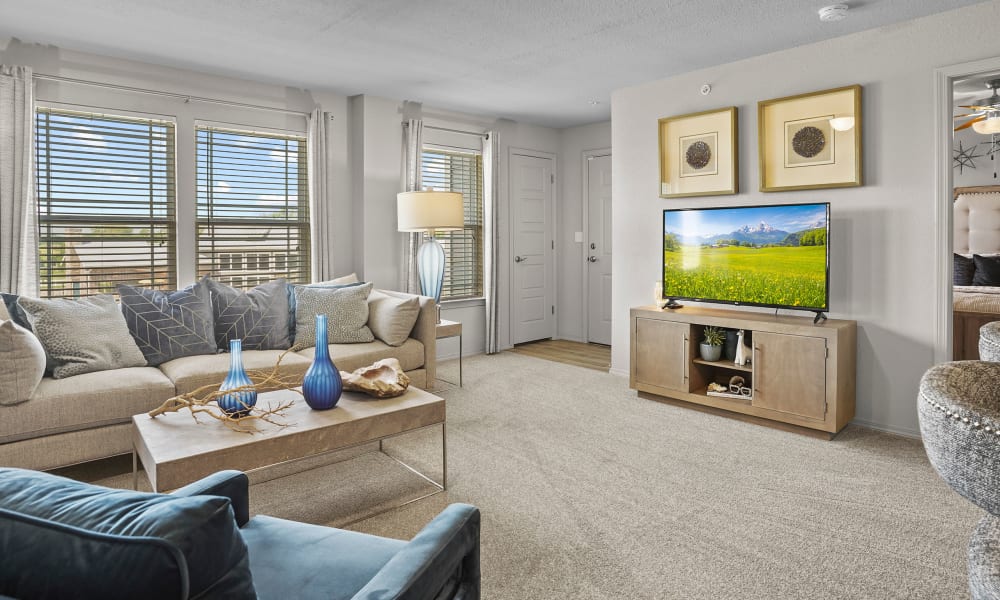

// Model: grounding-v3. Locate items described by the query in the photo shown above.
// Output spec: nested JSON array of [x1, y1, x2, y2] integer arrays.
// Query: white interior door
[[586, 153, 612, 345], [511, 153, 555, 345]]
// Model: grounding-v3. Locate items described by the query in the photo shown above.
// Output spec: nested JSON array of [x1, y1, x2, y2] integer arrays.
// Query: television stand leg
[[664, 298, 683, 310], [813, 312, 828, 324]]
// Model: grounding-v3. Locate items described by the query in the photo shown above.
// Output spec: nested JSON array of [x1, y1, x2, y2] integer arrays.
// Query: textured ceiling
[[0, 0, 986, 127]]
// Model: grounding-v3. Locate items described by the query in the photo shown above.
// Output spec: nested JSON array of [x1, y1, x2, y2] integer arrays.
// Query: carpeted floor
[[93, 352, 980, 599]]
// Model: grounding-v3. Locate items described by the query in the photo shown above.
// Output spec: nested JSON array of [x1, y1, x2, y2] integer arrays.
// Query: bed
[[953, 185, 1000, 359]]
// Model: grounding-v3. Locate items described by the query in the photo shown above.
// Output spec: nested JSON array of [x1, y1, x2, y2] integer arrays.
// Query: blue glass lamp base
[[417, 236, 445, 303]]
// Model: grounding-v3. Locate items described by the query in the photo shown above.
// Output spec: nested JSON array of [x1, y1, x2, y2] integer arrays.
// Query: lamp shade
[[397, 191, 464, 232], [973, 114, 1000, 135], [829, 116, 855, 132]]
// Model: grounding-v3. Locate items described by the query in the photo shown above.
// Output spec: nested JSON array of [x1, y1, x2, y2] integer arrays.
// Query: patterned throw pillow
[[293, 282, 374, 347], [206, 278, 290, 351], [286, 280, 365, 342], [118, 281, 217, 366], [15, 295, 147, 379]]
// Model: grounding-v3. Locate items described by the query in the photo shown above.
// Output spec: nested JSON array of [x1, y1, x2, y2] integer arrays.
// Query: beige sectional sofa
[[0, 289, 436, 472]]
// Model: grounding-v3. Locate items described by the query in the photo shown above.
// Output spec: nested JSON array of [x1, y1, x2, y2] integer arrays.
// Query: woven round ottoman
[[980, 322, 1000, 361]]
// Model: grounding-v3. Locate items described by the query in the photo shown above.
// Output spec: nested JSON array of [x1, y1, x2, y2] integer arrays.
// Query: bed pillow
[[206, 278, 290, 351], [0, 320, 47, 405], [367, 290, 421, 347], [118, 280, 217, 366], [955, 253, 976, 286], [293, 282, 374, 347], [16, 295, 147, 379], [974, 254, 1000, 286]]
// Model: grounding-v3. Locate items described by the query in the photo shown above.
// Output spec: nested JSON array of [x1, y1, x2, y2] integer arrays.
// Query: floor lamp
[[397, 190, 464, 319]]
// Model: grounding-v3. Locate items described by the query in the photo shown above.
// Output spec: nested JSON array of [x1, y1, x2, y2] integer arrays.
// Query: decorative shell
[[341, 358, 411, 398]]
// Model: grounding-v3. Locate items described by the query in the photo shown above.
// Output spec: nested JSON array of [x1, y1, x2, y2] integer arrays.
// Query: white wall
[[611, 2, 1000, 436], [557, 122, 612, 342]]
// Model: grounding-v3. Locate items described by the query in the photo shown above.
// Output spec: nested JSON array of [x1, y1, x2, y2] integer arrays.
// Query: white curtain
[[0, 65, 37, 296], [307, 108, 332, 282], [399, 118, 423, 294], [483, 130, 500, 353]]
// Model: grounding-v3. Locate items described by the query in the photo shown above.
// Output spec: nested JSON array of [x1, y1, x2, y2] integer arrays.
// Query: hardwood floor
[[508, 339, 611, 372]]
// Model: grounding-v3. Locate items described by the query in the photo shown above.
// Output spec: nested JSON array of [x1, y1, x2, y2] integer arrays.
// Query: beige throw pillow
[[367, 291, 421, 347], [0, 320, 47, 405], [312, 273, 360, 286]]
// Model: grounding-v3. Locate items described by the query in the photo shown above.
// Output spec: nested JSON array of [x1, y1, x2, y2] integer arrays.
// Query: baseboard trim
[[850, 419, 921, 439], [608, 367, 628, 377]]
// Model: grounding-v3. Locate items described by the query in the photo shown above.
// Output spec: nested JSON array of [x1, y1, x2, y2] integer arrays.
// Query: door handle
[[588, 256, 598, 262], [514, 255, 525, 263]]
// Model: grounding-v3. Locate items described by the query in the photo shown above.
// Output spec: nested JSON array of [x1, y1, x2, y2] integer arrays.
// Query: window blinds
[[196, 127, 310, 288], [35, 108, 176, 298], [421, 149, 483, 300]]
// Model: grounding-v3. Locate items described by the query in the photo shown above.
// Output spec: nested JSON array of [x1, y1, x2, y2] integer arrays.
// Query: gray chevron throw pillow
[[206, 278, 290, 351], [118, 280, 217, 366]]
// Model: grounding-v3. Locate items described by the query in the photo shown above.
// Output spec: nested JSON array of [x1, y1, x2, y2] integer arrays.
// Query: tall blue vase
[[218, 339, 257, 417], [302, 314, 343, 410]]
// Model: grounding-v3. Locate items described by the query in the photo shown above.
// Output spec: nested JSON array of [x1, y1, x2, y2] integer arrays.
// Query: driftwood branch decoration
[[147, 347, 304, 434]]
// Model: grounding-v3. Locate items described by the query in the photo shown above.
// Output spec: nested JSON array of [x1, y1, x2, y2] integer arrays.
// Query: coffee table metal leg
[[132, 447, 138, 491]]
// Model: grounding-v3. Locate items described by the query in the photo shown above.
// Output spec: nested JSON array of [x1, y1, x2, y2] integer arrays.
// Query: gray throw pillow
[[206, 278, 290, 351], [16, 295, 147, 379], [294, 282, 374, 347], [0, 320, 47, 405], [118, 280, 217, 366], [367, 290, 421, 347]]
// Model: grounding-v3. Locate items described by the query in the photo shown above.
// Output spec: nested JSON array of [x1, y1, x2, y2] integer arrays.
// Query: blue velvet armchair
[[0, 468, 480, 600]]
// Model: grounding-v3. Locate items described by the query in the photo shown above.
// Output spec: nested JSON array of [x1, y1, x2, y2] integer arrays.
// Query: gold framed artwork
[[758, 85, 862, 192], [658, 106, 737, 198]]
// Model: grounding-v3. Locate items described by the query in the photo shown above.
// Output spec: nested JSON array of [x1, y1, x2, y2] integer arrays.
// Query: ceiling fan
[[956, 79, 1000, 134]]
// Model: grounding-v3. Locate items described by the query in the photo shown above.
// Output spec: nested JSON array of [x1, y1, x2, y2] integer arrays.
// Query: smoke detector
[[818, 4, 849, 22]]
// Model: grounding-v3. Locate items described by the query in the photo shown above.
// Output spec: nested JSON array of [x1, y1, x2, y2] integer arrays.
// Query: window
[[35, 108, 176, 298], [420, 149, 483, 300], [196, 126, 310, 287]]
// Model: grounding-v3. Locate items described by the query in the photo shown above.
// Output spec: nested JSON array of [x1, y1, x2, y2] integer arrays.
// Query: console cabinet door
[[633, 318, 689, 393], [752, 332, 827, 420]]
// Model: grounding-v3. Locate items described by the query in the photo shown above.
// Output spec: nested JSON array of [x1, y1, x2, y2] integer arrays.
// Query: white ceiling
[[0, 0, 986, 128]]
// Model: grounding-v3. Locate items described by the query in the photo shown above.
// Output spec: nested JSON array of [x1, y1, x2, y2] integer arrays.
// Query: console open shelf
[[630, 305, 856, 437]]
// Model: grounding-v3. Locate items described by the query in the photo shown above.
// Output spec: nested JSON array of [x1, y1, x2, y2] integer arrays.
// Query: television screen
[[663, 203, 830, 311]]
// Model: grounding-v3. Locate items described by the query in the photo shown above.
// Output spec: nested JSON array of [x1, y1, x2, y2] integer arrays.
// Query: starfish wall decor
[[954, 140, 984, 174]]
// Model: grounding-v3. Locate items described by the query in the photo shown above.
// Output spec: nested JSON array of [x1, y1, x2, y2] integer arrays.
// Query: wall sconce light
[[829, 116, 855, 132]]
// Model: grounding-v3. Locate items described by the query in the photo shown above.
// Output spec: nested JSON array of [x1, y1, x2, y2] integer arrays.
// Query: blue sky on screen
[[663, 204, 828, 238], [40, 113, 301, 218]]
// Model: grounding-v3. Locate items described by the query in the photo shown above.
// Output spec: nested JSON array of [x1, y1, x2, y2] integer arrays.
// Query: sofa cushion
[[0, 320, 47, 406], [296, 338, 425, 373], [119, 280, 218, 366], [206, 278, 291, 351], [159, 350, 312, 395], [0, 468, 255, 600], [16, 294, 147, 379], [367, 290, 421, 347], [0, 367, 176, 445], [294, 282, 374, 347], [241, 514, 402, 600]]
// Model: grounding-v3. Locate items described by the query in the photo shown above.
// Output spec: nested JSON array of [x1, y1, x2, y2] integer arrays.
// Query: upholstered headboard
[[954, 186, 1000, 254]]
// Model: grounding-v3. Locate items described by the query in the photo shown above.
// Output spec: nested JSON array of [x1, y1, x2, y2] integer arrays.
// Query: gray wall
[[611, 2, 1000, 436]]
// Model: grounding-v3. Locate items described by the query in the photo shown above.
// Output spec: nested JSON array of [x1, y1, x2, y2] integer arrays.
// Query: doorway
[[585, 150, 612, 345], [510, 151, 555, 345]]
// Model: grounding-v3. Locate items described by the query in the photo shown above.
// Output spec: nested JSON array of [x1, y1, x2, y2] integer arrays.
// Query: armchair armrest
[[351, 503, 480, 600], [170, 470, 250, 527]]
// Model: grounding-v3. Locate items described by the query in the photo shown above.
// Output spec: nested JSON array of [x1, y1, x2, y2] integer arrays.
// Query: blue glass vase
[[302, 314, 343, 410], [218, 339, 257, 417]]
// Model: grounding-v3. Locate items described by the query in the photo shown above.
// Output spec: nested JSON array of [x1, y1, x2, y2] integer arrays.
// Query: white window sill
[[440, 297, 486, 309]]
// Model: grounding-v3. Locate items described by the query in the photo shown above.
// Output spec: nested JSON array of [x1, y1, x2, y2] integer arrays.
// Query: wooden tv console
[[630, 305, 856, 437]]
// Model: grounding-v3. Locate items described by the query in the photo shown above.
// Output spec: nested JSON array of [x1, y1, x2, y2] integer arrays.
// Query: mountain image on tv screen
[[663, 203, 829, 310]]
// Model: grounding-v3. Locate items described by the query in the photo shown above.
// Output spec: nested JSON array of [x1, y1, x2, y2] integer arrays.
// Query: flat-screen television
[[662, 202, 830, 313]]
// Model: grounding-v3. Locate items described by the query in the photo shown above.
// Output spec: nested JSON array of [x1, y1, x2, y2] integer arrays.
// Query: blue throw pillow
[[206, 278, 291, 351], [118, 280, 217, 366], [0, 468, 255, 599]]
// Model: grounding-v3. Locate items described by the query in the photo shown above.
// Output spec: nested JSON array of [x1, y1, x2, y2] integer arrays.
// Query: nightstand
[[436, 319, 462, 387]]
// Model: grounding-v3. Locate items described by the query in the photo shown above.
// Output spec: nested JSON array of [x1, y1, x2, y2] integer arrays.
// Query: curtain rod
[[405, 122, 488, 139], [33, 73, 311, 118]]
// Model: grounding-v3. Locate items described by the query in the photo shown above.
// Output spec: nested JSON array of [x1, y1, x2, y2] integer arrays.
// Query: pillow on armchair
[[0, 468, 255, 599]]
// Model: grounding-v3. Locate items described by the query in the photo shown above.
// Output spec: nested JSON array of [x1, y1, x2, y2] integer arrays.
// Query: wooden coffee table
[[131, 387, 446, 512]]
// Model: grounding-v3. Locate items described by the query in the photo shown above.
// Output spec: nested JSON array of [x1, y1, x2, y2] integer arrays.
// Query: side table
[[436, 319, 462, 387]]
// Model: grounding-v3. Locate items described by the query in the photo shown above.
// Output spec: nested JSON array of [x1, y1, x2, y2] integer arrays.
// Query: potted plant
[[699, 326, 725, 361]]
